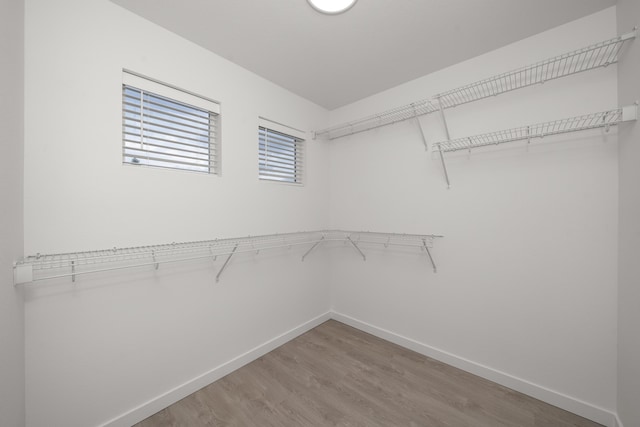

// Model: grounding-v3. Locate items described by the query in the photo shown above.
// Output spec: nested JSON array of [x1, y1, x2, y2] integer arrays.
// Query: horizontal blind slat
[[258, 132, 302, 145], [258, 170, 303, 179], [259, 142, 298, 156], [124, 100, 212, 128], [139, 110, 211, 132], [258, 155, 303, 167], [124, 153, 209, 168], [258, 138, 300, 152], [124, 147, 209, 163], [124, 132, 216, 151]]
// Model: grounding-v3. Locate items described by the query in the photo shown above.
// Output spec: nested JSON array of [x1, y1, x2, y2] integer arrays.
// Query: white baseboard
[[99, 311, 332, 427], [98, 310, 620, 427], [330, 311, 618, 427]]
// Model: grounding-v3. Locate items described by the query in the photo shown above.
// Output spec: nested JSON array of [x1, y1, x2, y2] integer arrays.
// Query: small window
[[122, 72, 220, 174], [258, 123, 304, 184]]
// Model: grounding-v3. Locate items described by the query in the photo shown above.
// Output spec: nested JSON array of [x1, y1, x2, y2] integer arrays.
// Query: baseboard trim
[[99, 311, 332, 427], [330, 311, 617, 427], [98, 310, 619, 427]]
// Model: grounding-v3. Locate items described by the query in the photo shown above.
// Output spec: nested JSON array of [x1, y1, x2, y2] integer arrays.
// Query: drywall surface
[[329, 7, 619, 421], [0, 0, 25, 426], [616, 1, 640, 426], [23, 0, 330, 426]]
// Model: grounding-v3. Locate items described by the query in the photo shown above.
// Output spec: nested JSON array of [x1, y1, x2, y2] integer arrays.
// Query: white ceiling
[[110, 0, 616, 109]]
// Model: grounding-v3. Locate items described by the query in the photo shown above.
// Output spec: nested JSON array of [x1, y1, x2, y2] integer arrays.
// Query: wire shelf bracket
[[346, 236, 367, 261], [216, 243, 238, 283], [13, 230, 444, 285], [415, 116, 429, 151], [432, 104, 638, 185], [301, 235, 325, 262], [422, 238, 437, 273]]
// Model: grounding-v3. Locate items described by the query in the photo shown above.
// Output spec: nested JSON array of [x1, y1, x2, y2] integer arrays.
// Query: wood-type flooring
[[135, 320, 603, 427]]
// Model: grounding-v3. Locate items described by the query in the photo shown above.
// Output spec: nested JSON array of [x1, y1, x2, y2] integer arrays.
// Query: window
[[122, 71, 220, 174], [258, 119, 305, 184]]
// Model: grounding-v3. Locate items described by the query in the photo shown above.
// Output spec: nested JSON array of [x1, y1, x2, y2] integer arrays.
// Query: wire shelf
[[14, 230, 443, 284], [314, 99, 438, 140], [433, 106, 636, 153], [435, 31, 636, 109], [313, 30, 636, 141]]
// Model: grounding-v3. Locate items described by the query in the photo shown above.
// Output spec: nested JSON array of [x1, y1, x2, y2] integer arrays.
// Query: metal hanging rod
[[313, 29, 636, 141], [13, 230, 443, 285], [433, 105, 638, 153]]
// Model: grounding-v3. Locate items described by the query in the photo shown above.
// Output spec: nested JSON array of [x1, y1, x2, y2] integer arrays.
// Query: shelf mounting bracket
[[422, 238, 437, 273], [346, 236, 366, 261], [13, 263, 33, 286], [436, 98, 452, 140], [152, 250, 159, 270], [622, 103, 638, 122], [436, 144, 451, 189], [216, 244, 238, 283], [436, 98, 452, 188], [302, 236, 325, 262], [412, 104, 429, 151]]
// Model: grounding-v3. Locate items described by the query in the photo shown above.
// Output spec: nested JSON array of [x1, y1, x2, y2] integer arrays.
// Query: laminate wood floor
[[135, 320, 603, 427]]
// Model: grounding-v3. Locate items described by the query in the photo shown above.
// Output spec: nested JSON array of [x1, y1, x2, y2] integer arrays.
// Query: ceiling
[[110, 0, 616, 110]]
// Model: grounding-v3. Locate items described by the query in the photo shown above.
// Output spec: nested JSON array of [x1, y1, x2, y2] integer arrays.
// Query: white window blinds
[[258, 123, 305, 184], [122, 72, 219, 174]]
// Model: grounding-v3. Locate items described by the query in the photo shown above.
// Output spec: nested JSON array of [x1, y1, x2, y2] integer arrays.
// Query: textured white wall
[[328, 7, 619, 421], [0, 0, 25, 426], [23, 0, 330, 426], [616, 1, 640, 426]]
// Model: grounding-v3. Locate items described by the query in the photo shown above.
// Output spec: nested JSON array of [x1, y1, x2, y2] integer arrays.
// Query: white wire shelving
[[13, 230, 444, 285], [433, 105, 638, 153], [313, 29, 636, 141], [314, 99, 437, 142], [430, 104, 637, 187], [434, 31, 636, 109]]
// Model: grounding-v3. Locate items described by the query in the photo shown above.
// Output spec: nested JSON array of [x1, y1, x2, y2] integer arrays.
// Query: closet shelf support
[[301, 236, 325, 261], [422, 239, 437, 273], [216, 244, 238, 283], [437, 99, 452, 141], [13, 262, 33, 285], [347, 237, 366, 261], [436, 143, 451, 189], [415, 117, 429, 151]]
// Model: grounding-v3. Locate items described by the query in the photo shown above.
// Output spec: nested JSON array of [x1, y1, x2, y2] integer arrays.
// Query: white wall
[[616, 1, 640, 426], [329, 8, 619, 425], [23, 0, 331, 426], [0, 0, 25, 426], [23, 2, 628, 426]]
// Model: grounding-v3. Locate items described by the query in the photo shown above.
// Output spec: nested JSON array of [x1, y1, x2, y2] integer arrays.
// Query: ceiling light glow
[[307, 0, 358, 15]]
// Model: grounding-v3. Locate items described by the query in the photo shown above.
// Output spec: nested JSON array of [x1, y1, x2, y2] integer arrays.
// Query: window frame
[[122, 71, 220, 175], [258, 118, 306, 185]]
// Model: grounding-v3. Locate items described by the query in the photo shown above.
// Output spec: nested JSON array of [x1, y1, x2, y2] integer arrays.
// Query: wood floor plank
[[134, 320, 603, 427]]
